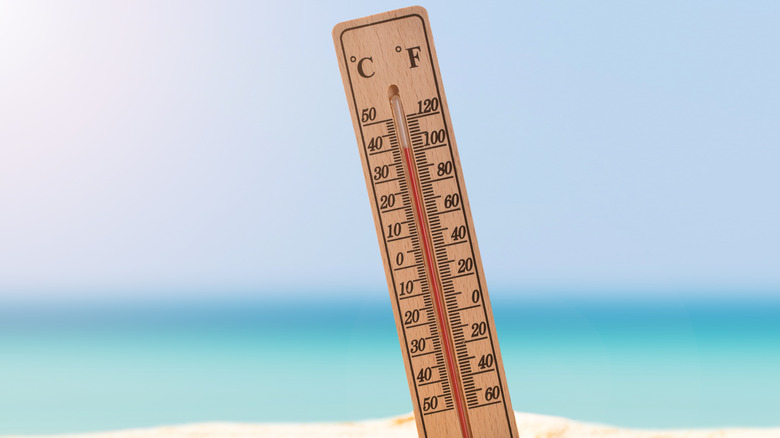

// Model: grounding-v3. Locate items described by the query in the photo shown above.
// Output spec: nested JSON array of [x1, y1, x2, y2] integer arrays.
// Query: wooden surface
[[333, 7, 519, 438]]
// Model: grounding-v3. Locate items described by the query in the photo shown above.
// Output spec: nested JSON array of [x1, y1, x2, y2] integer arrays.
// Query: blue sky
[[1, 1, 778, 299]]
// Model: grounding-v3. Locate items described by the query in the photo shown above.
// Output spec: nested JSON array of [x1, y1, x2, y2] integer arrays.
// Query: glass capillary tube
[[390, 90, 472, 438]]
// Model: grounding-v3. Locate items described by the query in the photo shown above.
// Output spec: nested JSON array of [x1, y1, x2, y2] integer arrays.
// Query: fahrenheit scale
[[333, 7, 519, 438]]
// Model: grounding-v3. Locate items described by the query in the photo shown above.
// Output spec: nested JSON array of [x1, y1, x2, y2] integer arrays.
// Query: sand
[[5, 412, 778, 438]]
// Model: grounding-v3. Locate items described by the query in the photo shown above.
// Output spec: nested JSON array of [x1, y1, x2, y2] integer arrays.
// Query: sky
[[1, 1, 778, 300]]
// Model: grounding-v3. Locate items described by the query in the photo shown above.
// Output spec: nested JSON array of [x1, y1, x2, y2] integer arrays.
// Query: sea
[[1, 291, 778, 435]]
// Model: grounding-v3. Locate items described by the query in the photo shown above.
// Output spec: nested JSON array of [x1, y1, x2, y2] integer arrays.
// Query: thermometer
[[333, 7, 519, 437]]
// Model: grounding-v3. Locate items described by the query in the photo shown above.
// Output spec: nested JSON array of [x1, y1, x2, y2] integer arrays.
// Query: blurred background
[[1, 0, 778, 434]]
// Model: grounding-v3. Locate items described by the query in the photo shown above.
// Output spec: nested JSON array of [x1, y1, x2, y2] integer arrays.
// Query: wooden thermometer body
[[333, 7, 518, 438]]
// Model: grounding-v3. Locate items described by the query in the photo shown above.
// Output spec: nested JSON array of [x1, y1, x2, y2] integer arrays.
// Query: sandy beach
[[5, 412, 778, 438]]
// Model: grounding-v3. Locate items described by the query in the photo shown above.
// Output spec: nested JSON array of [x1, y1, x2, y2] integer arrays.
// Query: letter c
[[358, 57, 375, 78]]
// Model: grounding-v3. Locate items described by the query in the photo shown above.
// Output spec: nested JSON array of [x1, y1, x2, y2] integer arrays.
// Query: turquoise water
[[1, 293, 779, 434]]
